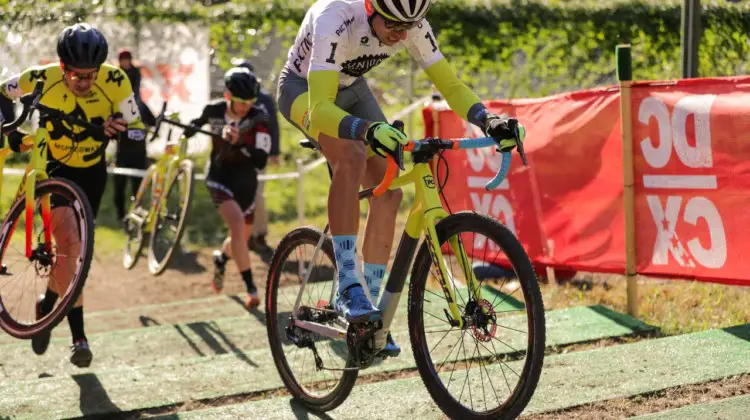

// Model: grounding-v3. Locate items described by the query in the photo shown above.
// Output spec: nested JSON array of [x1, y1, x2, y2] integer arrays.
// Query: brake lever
[[507, 119, 528, 166], [516, 131, 528, 166], [391, 120, 406, 171]]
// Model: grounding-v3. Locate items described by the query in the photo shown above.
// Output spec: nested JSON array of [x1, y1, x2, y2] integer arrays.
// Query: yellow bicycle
[[122, 105, 213, 275], [266, 122, 545, 419], [0, 82, 95, 339]]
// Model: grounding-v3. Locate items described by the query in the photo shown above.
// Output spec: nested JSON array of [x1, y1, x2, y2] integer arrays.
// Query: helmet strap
[[367, 13, 384, 42]]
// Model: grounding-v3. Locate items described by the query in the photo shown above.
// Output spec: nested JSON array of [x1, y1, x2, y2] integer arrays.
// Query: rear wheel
[[266, 227, 357, 412], [408, 212, 545, 419], [0, 178, 94, 339], [123, 165, 155, 269], [148, 160, 194, 275]]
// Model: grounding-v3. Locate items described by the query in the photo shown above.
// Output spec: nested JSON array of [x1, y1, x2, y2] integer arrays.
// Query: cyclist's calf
[[50, 207, 84, 306], [318, 135, 369, 235]]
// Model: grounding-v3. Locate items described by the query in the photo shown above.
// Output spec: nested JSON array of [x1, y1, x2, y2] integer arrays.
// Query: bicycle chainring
[[347, 320, 382, 369]]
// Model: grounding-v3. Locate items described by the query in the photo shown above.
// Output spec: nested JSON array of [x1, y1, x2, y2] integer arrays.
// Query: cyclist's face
[[372, 15, 411, 46], [229, 99, 253, 116], [62, 66, 98, 97]]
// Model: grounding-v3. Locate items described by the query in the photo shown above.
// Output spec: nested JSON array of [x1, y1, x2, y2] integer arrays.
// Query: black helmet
[[57, 23, 109, 69], [224, 67, 260, 100], [237, 60, 254, 72]]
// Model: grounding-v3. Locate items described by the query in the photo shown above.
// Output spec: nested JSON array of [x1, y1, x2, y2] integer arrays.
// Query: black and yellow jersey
[[0, 62, 144, 168]]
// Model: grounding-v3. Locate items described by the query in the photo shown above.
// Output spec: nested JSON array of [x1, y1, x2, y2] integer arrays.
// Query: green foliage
[[4, 1, 748, 96]]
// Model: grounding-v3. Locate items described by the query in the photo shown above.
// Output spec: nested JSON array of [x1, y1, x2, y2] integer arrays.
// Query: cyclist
[[277, 0, 525, 357], [0, 23, 146, 367], [237, 60, 280, 257], [184, 67, 271, 309]]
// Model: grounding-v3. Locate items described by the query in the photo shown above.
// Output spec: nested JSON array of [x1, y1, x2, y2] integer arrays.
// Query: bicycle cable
[[436, 149, 453, 215]]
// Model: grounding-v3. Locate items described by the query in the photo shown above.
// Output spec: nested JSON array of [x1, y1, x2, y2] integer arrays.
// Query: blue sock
[[364, 262, 387, 304], [333, 235, 358, 293]]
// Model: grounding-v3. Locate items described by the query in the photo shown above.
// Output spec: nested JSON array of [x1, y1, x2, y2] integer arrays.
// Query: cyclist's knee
[[372, 188, 402, 211], [218, 200, 246, 230], [330, 145, 367, 179], [384, 188, 403, 207], [226, 213, 246, 232]]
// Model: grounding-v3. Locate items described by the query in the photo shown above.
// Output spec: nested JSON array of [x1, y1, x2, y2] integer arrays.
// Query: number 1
[[425, 32, 437, 53], [326, 42, 338, 64]]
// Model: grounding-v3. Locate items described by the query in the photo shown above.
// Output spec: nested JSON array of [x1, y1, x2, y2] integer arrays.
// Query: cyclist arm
[[0, 96, 14, 127], [183, 106, 211, 138], [307, 7, 370, 141], [405, 20, 491, 129], [424, 60, 491, 128], [0, 67, 42, 151], [248, 123, 271, 171], [109, 69, 146, 142], [258, 93, 281, 157]]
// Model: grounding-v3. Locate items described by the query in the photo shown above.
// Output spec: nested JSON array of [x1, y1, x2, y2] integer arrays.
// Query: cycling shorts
[[277, 65, 385, 155], [48, 162, 108, 217], [205, 164, 258, 223]]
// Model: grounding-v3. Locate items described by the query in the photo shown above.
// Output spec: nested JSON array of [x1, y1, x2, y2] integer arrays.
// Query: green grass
[[540, 276, 750, 336]]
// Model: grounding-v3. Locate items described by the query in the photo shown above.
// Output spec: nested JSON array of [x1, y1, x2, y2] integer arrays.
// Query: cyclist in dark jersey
[[184, 67, 271, 309]]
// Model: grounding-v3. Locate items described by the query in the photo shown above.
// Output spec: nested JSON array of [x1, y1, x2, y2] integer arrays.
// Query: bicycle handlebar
[[149, 102, 218, 141], [1, 81, 105, 138], [160, 114, 217, 137], [372, 121, 528, 197]]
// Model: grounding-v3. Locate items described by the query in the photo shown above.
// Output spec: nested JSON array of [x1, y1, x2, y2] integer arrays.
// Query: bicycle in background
[[122, 104, 212, 275]]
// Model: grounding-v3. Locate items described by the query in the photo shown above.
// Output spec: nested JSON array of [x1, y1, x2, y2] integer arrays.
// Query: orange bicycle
[[0, 82, 96, 339]]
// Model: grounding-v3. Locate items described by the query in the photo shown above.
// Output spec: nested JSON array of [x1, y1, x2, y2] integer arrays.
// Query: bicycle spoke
[[423, 309, 452, 326], [415, 214, 543, 417], [428, 327, 457, 355], [495, 323, 527, 334]]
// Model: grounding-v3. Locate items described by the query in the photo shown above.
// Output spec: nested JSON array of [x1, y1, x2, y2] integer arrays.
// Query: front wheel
[[266, 227, 357, 412], [0, 178, 95, 339], [123, 165, 155, 269], [408, 212, 545, 419], [148, 160, 194, 275]]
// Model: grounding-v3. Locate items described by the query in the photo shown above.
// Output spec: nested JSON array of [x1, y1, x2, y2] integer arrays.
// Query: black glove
[[483, 113, 525, 152], [7, 130, 27, 153]]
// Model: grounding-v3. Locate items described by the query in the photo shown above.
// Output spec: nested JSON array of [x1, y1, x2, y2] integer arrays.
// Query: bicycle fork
[[23, 130, 51, 258], [423, 213, 483, 330]]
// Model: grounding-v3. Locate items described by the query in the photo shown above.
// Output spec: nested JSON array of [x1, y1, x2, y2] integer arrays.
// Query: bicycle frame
[[0, 128, 53, 258], [132, 121, 190, 235], [291, 159, 483, 346]]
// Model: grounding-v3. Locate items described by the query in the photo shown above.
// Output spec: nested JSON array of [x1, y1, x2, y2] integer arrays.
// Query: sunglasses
[[61, 64, 98, 82], [225, 92, 256, 105], [382, 17, 420, 32]]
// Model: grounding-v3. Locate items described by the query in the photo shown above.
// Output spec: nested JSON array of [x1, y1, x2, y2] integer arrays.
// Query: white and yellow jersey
[[285, 0, 444, 87]]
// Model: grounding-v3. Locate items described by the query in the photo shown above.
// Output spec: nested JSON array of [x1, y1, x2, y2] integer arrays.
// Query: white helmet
[[368, 0, 432, 23]]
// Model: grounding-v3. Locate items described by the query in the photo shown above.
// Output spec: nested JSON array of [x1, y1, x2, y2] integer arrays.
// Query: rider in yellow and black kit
[[0, 23, 146, 367]]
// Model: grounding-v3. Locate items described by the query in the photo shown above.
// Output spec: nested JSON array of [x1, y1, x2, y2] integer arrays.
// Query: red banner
[[631, 77, 750, 285], [430, 76, 750, 286]]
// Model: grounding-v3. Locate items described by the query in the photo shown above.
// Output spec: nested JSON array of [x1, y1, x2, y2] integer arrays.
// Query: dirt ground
[[81, 246, 273, 312]]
